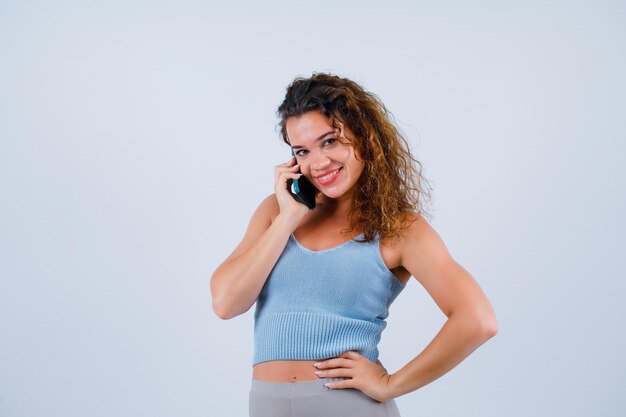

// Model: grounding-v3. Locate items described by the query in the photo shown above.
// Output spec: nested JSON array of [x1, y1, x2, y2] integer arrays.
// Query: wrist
[[272, 213, 301, 232], [387, 372, 403, 400]]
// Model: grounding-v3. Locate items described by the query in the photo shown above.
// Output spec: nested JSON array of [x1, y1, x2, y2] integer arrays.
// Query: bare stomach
[[252, 360, 323, 382]]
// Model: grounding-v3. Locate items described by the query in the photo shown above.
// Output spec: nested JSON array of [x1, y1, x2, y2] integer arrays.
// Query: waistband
[[252, 311, 382, 366], [250, 377, 351, 397]]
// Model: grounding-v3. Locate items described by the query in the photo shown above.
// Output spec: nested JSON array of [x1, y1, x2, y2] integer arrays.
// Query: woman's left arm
[[313, 214, 498, 401], [387, 213, 499, 399]]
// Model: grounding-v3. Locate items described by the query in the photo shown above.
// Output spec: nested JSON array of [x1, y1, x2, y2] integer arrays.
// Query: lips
[[316, 167, 342, 185], [316, 168, 341, 179]]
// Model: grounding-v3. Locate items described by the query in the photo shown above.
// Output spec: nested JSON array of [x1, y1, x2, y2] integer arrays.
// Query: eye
[[294, 138, 336, 157]]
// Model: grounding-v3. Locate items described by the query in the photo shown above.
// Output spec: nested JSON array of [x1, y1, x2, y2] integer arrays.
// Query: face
[[286, 111, 365, 201]]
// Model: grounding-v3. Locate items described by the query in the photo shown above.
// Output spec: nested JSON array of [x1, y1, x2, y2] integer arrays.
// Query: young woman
[[211, 73, 498, 417]]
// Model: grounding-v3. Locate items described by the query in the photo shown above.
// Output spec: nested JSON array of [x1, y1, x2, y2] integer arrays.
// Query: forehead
[[285, 111, 336, 146]]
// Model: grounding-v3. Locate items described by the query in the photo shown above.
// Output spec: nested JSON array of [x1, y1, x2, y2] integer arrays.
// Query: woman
[[211, 73, 498, 417]]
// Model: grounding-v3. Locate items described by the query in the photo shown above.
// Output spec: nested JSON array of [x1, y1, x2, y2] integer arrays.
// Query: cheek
[[333, 148, 353, 166], [353, 164, 364, 178]]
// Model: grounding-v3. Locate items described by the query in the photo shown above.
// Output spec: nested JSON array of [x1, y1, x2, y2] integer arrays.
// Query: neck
[[314, 178, 362, 222], [317, 193, 354, 218]]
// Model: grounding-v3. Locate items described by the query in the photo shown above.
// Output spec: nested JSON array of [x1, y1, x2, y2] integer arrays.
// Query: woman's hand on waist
[[313, 351, 395, 402]]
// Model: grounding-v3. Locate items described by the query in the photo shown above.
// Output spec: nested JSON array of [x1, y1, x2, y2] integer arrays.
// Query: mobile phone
[[287, 148, 317, 210]]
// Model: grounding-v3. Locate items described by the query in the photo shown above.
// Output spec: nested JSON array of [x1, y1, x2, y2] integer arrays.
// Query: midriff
[[252, 360, 322, 382]]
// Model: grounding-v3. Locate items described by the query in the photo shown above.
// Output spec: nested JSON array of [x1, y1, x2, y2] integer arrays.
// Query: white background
[[1, 1, 624, 416]]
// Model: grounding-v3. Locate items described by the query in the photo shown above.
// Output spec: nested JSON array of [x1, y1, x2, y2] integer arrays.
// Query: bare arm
[[388, 213, 499, 398], [291, 213, 497, 402], [211, 156, 310, 319], [210, 197, 298, 319]]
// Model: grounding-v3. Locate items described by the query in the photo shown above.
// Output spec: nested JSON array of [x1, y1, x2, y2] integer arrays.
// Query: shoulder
[[257, 193, 280, 223], [381, 211, 429, 247], [400, 211, 432, 238], [376, 211, 433, 274], [217, 193, 280, 265], [396, 211, 449, 263], [242, 193, 280, 233]]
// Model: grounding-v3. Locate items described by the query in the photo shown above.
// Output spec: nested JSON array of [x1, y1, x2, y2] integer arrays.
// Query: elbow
[[212, 301, 234, 320], [212, 296, 248, 320], [211, 285, 233, 320], [211, 284, 237, 320], [211, 274, 236, 320], [456, 308, 498, 341], [480, 316, 499, 340], [216, 311, 233, 321], [210, 273, 255, 320]]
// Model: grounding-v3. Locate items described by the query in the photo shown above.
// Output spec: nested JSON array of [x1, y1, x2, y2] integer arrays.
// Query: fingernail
[[314, 362, 321, 367]]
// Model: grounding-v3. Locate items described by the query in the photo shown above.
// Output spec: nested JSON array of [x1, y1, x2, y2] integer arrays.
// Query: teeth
[[320, 169, 339, 181]]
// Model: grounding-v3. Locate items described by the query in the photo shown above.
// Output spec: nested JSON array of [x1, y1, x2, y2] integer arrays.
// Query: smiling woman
[[210, 72, 498, 417], [286, 111, 364, 200]]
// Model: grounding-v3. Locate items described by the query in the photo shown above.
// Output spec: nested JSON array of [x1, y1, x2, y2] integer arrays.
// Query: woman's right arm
[[210, 157, 310, 320], [210, 196, 294, 319]]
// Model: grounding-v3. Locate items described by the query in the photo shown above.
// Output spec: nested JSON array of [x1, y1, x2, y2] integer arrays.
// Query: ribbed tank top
[[252, 230, 407, 366]]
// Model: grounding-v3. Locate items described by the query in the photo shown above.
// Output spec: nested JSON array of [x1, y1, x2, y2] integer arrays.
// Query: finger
[[276, 169, 302, 180], [315, 358, 351, 369], [316, 367, 353, 378], [277, 157, 295, 168], [276, 173, 302, 188], [276, 163, 292, 171], [275, 172, 302, 189], [325, 379, 353, 390], [275, 164, 299, 175]]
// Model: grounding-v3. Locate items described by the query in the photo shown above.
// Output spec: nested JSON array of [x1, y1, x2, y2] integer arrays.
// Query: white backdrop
[[1, 1, 624, 416]]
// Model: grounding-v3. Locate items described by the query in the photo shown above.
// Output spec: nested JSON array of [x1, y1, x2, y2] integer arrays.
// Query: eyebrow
[[290, 130, 336, 150]]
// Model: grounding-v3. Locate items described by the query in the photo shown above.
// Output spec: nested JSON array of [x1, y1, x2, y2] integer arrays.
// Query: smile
[[317, 167, 342, 185]]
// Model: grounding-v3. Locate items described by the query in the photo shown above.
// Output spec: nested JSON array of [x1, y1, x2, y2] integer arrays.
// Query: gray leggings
[[249, 377, 402, 417]]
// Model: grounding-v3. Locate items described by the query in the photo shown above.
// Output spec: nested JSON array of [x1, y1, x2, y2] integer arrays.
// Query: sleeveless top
[[252, 230, 407, 366]]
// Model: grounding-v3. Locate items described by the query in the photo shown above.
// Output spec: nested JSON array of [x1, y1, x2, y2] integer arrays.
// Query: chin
[[320, 189, 346, 199]]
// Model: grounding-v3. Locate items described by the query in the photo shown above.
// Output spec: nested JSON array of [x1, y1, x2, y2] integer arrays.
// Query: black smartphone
[[288, 148, 317, 210]]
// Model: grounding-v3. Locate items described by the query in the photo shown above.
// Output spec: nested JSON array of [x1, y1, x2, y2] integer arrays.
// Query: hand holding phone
[[287, 149, 317, 210]]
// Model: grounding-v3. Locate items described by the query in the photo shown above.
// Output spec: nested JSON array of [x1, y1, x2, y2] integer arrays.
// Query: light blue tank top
[[252, 231, 407, 366]]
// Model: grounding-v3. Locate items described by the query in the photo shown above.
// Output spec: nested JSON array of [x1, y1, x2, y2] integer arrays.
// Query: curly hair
[[276, 72, 433, 245]]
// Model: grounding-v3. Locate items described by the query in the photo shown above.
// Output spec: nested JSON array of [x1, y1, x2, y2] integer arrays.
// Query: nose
[[309, 152, 331, 174]]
